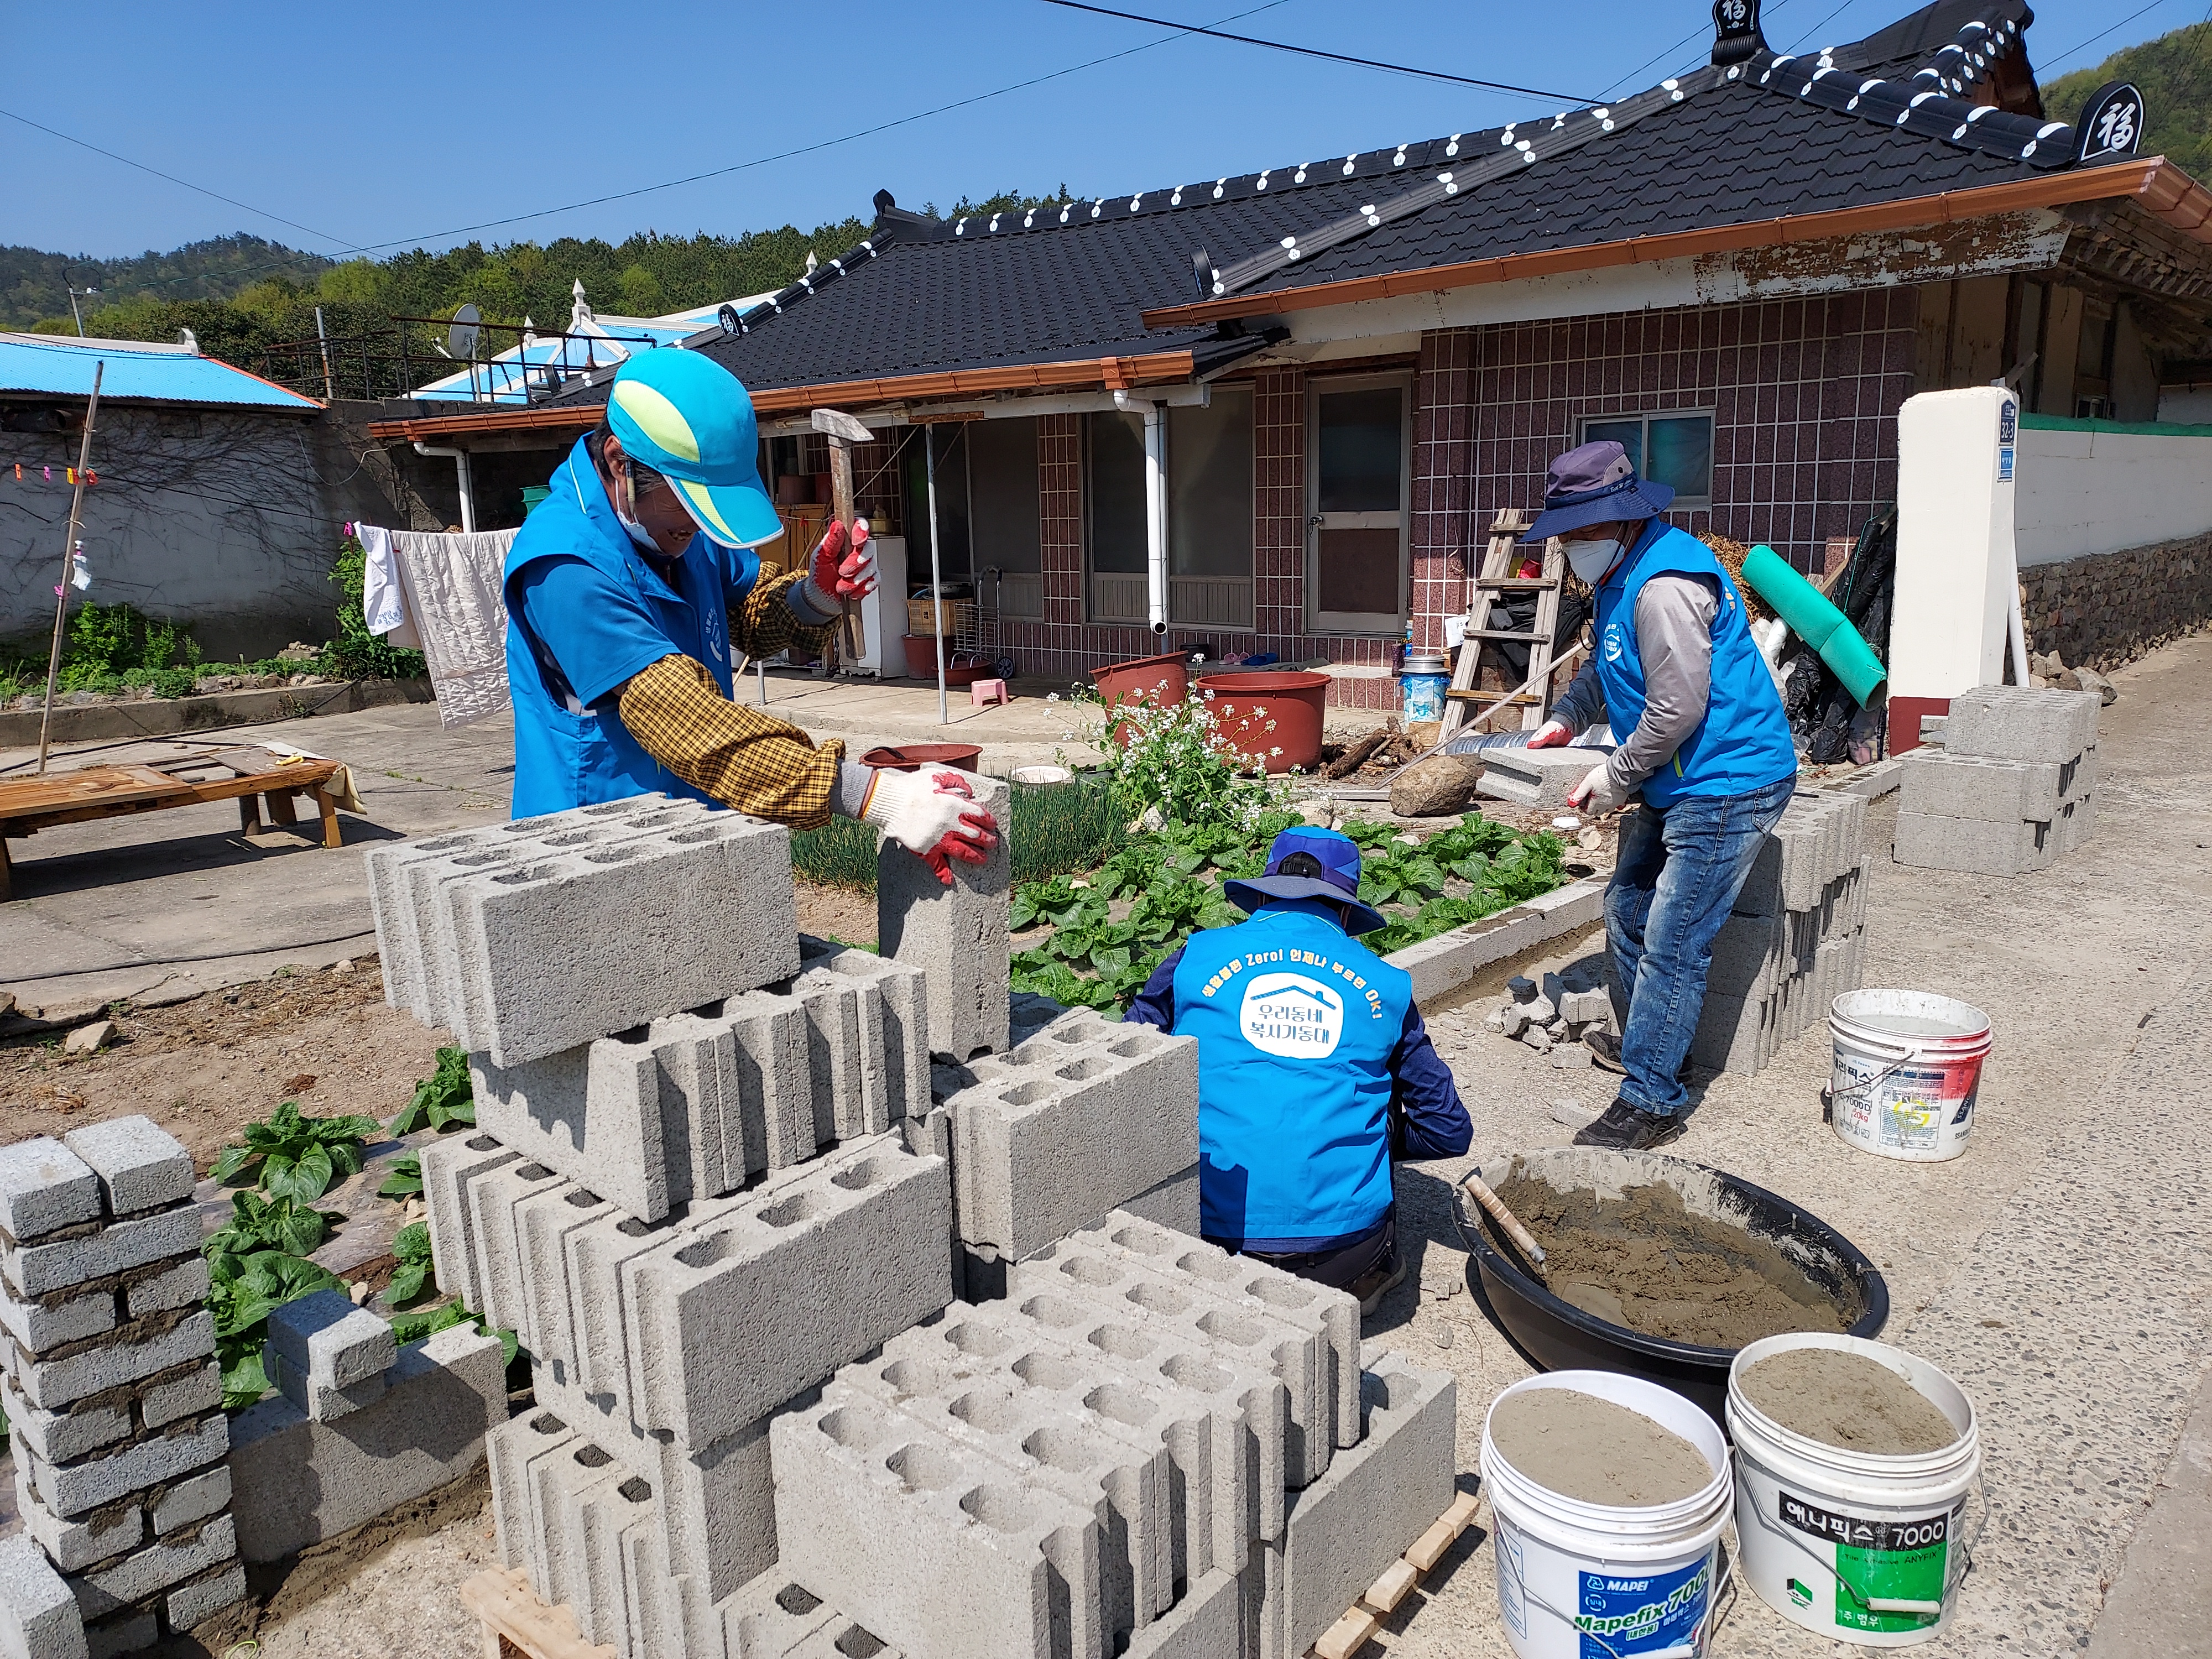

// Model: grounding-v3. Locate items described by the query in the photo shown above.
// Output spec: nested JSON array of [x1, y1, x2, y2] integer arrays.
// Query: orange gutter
[[367, 350, 1197, 441], [1140, 158, 2211, 327]]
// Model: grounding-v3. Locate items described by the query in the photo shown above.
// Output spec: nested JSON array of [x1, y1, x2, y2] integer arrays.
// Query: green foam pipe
[[1739, 543, 1888, 707]]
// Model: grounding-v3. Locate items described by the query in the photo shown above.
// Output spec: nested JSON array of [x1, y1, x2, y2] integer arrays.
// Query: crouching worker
[[1124, 828, 1470, 1313]]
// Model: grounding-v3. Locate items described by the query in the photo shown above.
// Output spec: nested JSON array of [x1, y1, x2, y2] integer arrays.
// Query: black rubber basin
[[1453, 1146, 1889, 1427]]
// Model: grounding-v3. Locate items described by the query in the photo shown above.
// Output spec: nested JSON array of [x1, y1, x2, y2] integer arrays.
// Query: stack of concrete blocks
[[928, 1001, 1201, 1297], [1893, 686, 2100, 875], [773, 1211, 1455, 1659], [1477, 743, 1616, 811], [1688, 786, 1870, 1077], [0, 1120, 245, 1656]]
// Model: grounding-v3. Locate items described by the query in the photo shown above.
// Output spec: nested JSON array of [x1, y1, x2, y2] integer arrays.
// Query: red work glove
[[806, 518, 877, 610], [862, 767, 1000, 886], [1525, 719, 1573, 748]]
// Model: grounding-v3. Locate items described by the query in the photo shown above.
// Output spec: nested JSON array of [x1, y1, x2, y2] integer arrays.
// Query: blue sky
[[0, 0, 2183, 263]]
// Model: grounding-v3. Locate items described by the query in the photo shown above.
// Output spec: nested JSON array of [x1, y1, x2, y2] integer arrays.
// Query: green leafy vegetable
[[378, 1152, 423, 1199], [204, 1189, 339, 1274], [388, 1301, 519, 1368], [208, 1249, 345, 1409], [390, 1047, 476, 1136], [212, 1100, 381, 1202], [386, 1222, 436, 1308]]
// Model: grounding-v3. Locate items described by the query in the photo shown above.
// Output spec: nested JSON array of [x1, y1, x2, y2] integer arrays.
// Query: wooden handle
[[826, 441, 865, 660], [1462, 1172, 1546, 1268]]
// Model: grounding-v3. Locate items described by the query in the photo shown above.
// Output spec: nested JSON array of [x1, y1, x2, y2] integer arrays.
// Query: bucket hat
[[1223, 827, 1387, 935], [1520, 440, 1674, 542], [604, 349, 784, 549]]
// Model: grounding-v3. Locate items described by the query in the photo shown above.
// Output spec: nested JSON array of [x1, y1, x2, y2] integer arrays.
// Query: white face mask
[[1566, 537, 1624, 585], [614, 465, 684, 555]]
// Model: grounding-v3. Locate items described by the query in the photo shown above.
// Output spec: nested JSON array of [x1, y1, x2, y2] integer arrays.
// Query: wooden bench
[[0, 752, 345, 900]]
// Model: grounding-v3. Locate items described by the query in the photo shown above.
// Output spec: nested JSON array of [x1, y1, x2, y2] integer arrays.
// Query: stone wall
[[2018, 531, 2212, 670]]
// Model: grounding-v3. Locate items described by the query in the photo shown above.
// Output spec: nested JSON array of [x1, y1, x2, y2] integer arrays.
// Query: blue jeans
[[1605, 776, 1797, 1117]]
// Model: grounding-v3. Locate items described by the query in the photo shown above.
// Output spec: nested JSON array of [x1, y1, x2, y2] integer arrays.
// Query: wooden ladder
[[1439, 509, 1568, 742]]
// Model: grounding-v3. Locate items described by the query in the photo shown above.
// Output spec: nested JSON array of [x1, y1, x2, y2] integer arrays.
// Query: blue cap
[[1223, 827, 1387, 935], [604, 349, 784, 550]]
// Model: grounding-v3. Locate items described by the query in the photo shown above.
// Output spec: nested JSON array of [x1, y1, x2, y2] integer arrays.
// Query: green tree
[[2043, 21, 2212, 180]]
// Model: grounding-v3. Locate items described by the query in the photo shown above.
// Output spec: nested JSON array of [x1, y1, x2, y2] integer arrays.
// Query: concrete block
[[59, 1120, 192, 1217], [14, 1312, 215, 1412], [1943, 684, 2098, 763], [123, 1256, 209, 1322], [1897, 749, 2063, 822], [1280, 1348, 1455, 1658], [1477, 745, 1610, 810], [162, 1562, 246, 1633], [1892, 811, 2042, 877], [878, 774, 1011, 1062], [561, 1206, 682, 1404], [466, 1159, 566, 1337], [0, 1374, 128, 1467], [488, 1411, 571, 1574], [149, 1467, 231, 1537], [1705, 910, 1786, 1004], [2, 1206, 197, 1301], [943, 1022, 1199, 1262], [576, 1462, 659, 1656], [1239, 1538, 1284, 1659], [0, 1535, 87, 1659], [530, 1434, 630, 1630], [419, 1133, 518, 1317], [12, 1470, 142, 1574], [619, 1137, 952, 1450], [1118, 1165, 1199, 1237], [265, 1288, 395, 1390], [472, 1035, 673, 1226], [790, 941, 931, 1139], [448, 811, 800, 1068], [139, 1360, 220, 1430], [515, 1185, 616, 1370], [720, 1573, 840, 1659], [1123, 1568, 1238, 1659], [227, 1322, 504, 1563], [0, 1140, 100, 1244], [33, 1411, 228, 1520], [771, 1393, 1105, 1659], [0, 1285, 116, 1355], [263, 1349, 385, 1422], [79, 1612, 154, 1659], [68, 1514, 236, 1621]]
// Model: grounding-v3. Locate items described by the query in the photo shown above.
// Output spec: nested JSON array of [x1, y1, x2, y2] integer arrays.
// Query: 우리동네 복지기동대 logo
[[1239, 972, 1345, 1058]]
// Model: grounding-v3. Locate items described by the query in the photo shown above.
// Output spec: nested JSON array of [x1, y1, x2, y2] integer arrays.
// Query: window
[[1086, 410, 1147, 622], [1168, 387, 1253, 628], [1579, 411, 1714, 506]]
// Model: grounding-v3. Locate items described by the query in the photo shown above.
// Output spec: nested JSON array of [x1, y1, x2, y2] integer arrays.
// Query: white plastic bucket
[[1481, 1371, 1733, 1659], [1726, 1334, 1983, 1647], [1009, 764, 1072, 786], [1828, 989, 1993, 1162]]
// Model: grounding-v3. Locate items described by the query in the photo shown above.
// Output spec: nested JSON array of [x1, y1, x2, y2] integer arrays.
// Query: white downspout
[[412, 441, 476, 534], [1135, 398, 1167, 636]]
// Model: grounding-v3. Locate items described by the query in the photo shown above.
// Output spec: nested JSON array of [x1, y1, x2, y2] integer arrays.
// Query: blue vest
[[1594, 521, 1798, 805], [1170, 902, 1410, 1247], [503, 437, 758, 818]]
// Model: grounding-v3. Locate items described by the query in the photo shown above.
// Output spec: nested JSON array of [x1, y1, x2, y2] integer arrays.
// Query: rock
[[2075, 665, 2117, 705], [1549, 1097, 1598, 1128], [1526, 994, 1558, 1026], [1390, 754, 1480, 818], [63, 1019, 115, 1055], [2052, 667, 2083, 692], [333, 959, 354, 975], [1296, 801, 1335, 828], [1552, 1044, 1594, 1070], [1506, 975, 1537, 1001], [1483, 1006, 1507, 1033], [1577, 827, 1604, 849], [134, 978, 203, 1009], [348, 1282, 371, 1305], [1520, 1025, 1553, 1055], [1432, 1325, 1454, 1349], [1498, 1004, 1532, 1039]]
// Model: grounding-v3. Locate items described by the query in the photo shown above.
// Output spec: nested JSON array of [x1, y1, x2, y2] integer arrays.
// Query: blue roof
[[0, 332, 322, 411]]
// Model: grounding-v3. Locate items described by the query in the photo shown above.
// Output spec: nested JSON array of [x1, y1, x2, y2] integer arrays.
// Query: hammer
[[810, 407, 873, 662]]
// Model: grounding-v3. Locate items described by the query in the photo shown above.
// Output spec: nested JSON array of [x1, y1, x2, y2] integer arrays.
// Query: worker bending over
[[1522, 441, 1798, 1150], [503, 349, 994, 883], [1124, 828, 1470, 1312]]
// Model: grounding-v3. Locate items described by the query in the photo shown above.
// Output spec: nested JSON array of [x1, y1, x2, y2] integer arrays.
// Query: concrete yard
[[0, 640, 2206, 1655]]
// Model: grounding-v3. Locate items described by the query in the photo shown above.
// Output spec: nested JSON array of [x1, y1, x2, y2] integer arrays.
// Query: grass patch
[[791, 774, 1126, 893]]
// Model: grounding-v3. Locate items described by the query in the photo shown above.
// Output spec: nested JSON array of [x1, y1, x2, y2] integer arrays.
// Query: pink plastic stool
[[970, 677, 1010, 708]]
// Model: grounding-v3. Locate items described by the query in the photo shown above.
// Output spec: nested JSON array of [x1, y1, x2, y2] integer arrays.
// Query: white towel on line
[[358, 525, 419, 648], [362, 524, 518, 728]]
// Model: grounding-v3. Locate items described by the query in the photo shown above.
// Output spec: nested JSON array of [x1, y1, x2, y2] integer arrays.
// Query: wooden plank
[[1313, 1605, 1381, 1659], [1361, 1558, 1421, 1615], [460, 1568, 614, 1659], [1465, 628, 1545, 643], [265, 789, 299, 826], [310, 786, 343, 850], [1404, 1491, 1483, 1574], [1444, 690, 1540, 704], [1483, 577, 1559, 591]]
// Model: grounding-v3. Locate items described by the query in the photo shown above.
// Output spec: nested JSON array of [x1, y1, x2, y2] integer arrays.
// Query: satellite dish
[[718, 304, 742, 337], [448, 303, 482, 362]]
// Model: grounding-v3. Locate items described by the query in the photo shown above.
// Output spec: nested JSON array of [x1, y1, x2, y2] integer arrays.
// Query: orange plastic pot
[[859, 743, 981, 773], [1195, 671, 1331, 773], [1089, 650, 1190, 747]]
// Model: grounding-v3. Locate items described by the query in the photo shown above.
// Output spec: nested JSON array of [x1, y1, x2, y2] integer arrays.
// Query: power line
[[1042, 0, 1600, 103], [2036, 0, 2178, 77]]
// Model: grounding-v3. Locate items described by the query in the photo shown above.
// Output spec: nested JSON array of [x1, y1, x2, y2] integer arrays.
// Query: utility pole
[[65, 266, 97, 337], [314, 306, 336, 401], [39, 362, 103, 775]]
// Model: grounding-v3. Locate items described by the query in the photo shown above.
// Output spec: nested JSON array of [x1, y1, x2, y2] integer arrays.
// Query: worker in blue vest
[[502, 348, 996, 884], [1124, 827, 1470, 1312], [1521, 440, 1799, 1151]]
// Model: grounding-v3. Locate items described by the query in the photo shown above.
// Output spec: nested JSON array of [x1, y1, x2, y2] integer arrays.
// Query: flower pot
[[1090, 651, 1189, 748], [1195, 671, 1331, 773]]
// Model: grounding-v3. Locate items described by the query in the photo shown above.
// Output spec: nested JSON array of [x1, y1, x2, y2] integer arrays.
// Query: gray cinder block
[[227, 1321, 505, 1564], [0, 1285, 116, 1354], [0, 1535, 87, 1659], [942, 1021, 1199, 1262], [123, 1255, 210, 1322], [161, 1563, 246, 1634], [139, 1360, 221, 1430], [13, 1312, 216, 1412], [1118, 1165, 1199, 1237], [3, 1206, 199, 1301], [59, 1119, 193, 1217], [0, 1375, 128, 1468], [1280, 1349, 1455, 1659], [488, 1411, 571, 1574], [448, 811, 800, 1068], [792, 940, 933, 1136], [1477, 744, 1611, 810], [0, 1140, 101, 1244], [265, 1289, 395, 1391], [263, 1349, 385, 1422], [1943, 684, 2098, 763], [1897, 749, 2064, 823], [67, 1514, 237, 1623], [79, 1611, 155, 1659], [31, 1412, 228, 1522], [878, 774, 1011, 1062], [420, 1133, 518, 1317], [149, 1468, 231, 1537], [1126, 1568, 1239, 1659], [467, 1159, 567, 1337], [1892, 811, 2044, 877], [11, 1470, 143, 1574], [721, 1573, 842, 1659]]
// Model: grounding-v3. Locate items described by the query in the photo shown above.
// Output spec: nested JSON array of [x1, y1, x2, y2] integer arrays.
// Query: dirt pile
[[1492, 1170, 1848, 1348], [1490, 1388, 1713, 1506], [1740, 1348, 1960, 1454]]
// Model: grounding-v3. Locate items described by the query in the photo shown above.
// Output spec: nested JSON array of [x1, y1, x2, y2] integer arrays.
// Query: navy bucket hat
[[1520, 440, 1675, 542], [1223, 827, 1387, 935]]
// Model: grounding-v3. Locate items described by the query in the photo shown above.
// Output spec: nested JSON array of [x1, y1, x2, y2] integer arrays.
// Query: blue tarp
[[0, 332, 321, 410]]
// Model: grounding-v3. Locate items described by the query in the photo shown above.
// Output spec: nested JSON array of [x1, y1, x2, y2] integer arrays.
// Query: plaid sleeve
[[735, 565, 838, 662], [617, 654, 844, 830]]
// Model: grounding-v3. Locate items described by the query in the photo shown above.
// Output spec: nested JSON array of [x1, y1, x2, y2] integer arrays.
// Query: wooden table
[[0, 750, 345, 900]]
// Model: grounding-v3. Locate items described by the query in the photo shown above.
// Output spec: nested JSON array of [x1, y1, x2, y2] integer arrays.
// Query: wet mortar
[[1490, 1389, 1714, 1506], [1740, 1347, 1961, 1455]]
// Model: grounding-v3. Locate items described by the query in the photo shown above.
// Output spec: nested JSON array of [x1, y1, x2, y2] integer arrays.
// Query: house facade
[[367, 0, 2212, 704]]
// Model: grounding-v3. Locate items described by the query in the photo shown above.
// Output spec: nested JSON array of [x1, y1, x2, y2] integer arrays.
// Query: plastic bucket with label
[[1400, 653, 1449, 723], [1481, 1371, 1733, 1659], [1726, 1333, 1982, 1647], [1827, 990, 1993, 1162]]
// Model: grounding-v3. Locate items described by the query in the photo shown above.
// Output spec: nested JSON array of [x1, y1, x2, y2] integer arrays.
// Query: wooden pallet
[[461, 1567, 613, 1659], [1309, 1490, 1483, 1659]]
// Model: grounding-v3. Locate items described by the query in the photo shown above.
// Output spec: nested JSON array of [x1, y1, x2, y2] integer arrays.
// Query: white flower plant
[[1058, 683, 1295, 836]]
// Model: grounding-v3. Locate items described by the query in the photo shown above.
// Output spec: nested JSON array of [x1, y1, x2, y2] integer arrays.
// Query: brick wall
[[2019, 531, 2212, 670]]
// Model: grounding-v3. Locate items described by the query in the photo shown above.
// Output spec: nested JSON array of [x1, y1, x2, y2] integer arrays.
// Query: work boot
[[1350, 1255, 1408, 1317], [1572, 1099, 1685, 1152]]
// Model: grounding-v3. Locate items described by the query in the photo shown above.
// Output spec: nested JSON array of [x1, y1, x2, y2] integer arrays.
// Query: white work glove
[[1569, 762, 1627, 816], [862, 767, 1000, 886], [1525, 719, 1573, 749]]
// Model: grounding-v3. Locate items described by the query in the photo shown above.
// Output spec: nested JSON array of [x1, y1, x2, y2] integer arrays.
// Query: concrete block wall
[[1895, 686, 2100, 875], [0, 1121, 243, 1655], [1688, 787, 1870, 1076]]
